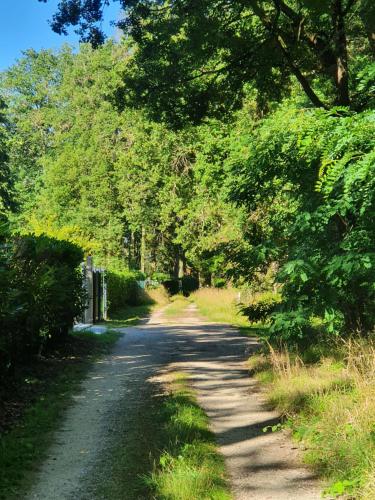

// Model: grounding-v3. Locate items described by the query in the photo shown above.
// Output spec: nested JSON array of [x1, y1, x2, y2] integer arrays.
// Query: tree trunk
[[129, 231, 134, 269], [140, 226, 146, 274], [332, 0, 350, 106], [173, 247, 180, 279]]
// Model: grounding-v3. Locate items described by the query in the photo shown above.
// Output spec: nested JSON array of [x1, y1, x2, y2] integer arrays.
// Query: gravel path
[[26, 304, 321, 500]]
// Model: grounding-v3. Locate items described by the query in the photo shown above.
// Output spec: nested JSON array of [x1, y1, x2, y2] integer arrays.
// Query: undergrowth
[[250, 340, 375, 498]]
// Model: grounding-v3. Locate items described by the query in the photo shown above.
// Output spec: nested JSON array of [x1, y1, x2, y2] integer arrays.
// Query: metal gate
[[93, 268, 106, 322], [82, 256, 107, 324]]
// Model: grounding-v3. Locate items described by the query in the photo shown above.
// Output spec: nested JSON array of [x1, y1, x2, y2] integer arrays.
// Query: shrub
[[152, 272, 171, 283], [181, 275, 199, 296], [0, 234, 85, 375], [132, 270, 147, 281], [268, 309, 313, 346], [163, 279, 181, 296], [212, 277, 226, 288], [240, 291, 282, 323]]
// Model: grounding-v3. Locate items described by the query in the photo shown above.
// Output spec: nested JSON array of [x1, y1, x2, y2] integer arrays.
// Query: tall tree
[[42, 0, 374, 125], [0, 99, 13, 221]]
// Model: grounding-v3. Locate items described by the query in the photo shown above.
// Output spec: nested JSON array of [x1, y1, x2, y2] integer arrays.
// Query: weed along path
[[26, 304, 321, 500], [166, 305, 321, 500]]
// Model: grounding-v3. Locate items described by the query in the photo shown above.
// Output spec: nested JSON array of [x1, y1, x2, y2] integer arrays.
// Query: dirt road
[[26, 304, 321, 500]]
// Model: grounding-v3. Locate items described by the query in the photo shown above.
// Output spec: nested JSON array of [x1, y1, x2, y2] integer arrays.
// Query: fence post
[[84, 256, 94, 324]]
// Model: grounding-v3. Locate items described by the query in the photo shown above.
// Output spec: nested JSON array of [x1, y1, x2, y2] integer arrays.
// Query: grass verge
[[249, 341, 375, 498], [191, 288, 266, 338], [94, 372, 231, 500], [102, 286, 171, 328], [0, 330, 121, 500], [164, 295, 191, 318], [191, 288, 249, 327]]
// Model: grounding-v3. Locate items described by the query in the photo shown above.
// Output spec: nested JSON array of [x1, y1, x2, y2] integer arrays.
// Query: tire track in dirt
[[26, 305, 321, 500]]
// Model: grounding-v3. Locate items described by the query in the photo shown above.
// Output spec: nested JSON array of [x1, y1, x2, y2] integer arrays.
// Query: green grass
[[191, 288, 248, 327], [164, 295, 191, 318], [248, 343, 375, 498], [101, 303, 155, 328], [148, 374, 231, 500], [94, 373, 232, 500], [191, 288, 267, 339], [0, 330, 121, 500]]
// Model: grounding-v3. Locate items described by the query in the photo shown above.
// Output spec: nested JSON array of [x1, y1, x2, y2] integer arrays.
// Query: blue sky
[[0, 0, 120, 71]]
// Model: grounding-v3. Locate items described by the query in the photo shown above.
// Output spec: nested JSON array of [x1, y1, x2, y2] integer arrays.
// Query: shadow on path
[[26, 303, 321, 500]]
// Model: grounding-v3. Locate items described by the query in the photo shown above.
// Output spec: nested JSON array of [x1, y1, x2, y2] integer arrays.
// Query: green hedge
[[106, 270, 141, 315], [0, 234, 85, 377]]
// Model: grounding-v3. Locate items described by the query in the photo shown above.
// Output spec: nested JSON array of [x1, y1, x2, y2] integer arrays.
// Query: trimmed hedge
[[0, 234, 85, 376], [106, 270, 140, 315]]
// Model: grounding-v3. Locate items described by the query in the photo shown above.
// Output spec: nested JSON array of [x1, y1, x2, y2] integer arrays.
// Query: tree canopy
[[42, 0, 374, 125], [0, 2, 372, 344]]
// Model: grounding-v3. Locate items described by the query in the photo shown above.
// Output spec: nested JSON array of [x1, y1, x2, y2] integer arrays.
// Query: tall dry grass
[[191, 288, 250, 327], [250, 339, 375, 497], [145, 286, 171, 307]]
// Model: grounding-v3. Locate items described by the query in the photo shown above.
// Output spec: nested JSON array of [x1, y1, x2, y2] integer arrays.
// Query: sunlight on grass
[[250, 340, 375, 498], [146, 373, 232, 500], [191, 288, 250, 328], [164, 295, 190, 318]]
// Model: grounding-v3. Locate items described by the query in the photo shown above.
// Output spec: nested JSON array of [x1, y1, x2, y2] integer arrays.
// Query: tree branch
[[276, 35, 328, 108], [272, 0, 301, 24], [250, 0, 328, 108]]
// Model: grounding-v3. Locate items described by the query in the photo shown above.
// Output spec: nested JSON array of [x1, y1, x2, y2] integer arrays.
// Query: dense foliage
[[227, 104, 375, 341], [2, 1, 375, 346], [46, 0, 374, 124], [0, 234, 84, 377], [107, 270, 142, 316]]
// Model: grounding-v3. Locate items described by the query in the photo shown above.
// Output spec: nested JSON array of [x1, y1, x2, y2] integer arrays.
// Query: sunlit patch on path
[[27, 304, 321, 500]]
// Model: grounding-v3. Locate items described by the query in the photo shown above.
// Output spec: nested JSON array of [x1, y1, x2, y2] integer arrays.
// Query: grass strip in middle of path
[[147, 373, 231, 500], [95, 372, 232, 500], [163, 295, 191, 318]]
